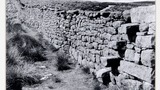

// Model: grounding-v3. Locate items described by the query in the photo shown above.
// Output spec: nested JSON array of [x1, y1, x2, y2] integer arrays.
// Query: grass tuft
[[81, 66, 90, 74]]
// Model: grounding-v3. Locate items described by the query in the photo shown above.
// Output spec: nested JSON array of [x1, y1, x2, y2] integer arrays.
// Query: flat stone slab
[[118, 61, 153, 83]]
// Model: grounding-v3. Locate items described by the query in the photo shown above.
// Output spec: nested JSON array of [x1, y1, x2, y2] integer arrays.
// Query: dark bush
[[81, 66, 90, 74]]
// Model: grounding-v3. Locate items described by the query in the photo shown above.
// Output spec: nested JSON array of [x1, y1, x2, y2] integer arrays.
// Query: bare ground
[[22, 52, 107, 90]]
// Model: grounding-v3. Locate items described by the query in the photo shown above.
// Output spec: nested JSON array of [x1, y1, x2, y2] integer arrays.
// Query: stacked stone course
[[7, 0, 155, 89]]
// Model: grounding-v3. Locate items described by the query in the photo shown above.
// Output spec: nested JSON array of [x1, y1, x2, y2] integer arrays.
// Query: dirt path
[[22, 57, 107, 90]]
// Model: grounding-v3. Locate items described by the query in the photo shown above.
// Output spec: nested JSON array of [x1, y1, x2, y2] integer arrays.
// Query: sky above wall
[[82, 0, 155, 2]]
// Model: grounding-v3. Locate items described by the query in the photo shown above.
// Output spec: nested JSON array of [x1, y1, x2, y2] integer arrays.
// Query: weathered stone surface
[[109, 11, 122, 19], [118, 23, 139, 34], [121, 79, 142, 90], [107, 27, 116, 35], [136, 35, 155, 48], [78, 54, 82, 65], [125, 49, 135, 61], [109, 72, 116, 85], [123, 10, 130, 22], [143, 82, 154, 90], [141, 49, 155, 67], [95, 63, 101, 70], [139, 23, 149, 32], [92, 42, 98, 49], [90, 54, 96, 62], [148, 23, 155, 35], [126, 44, 134, 49], [130, 5, 155, 23], [105, 33, 112, 40], [103, 40, 109, 45], [108, 82, 119, 90], [134, 52, 140, 63], [100, 57, 108, 66], [120, 34, 129, 41], [82, 59, 87, 66], [118, 61, 153, 83], [95, 54, 100, 64], [108, 49, 119, 57], [115, 73, 129, 87], [108, 41, 117, 49], [102, 48, 109, 56], [134, 46, 142, 53], [89, 61, 95, 68], [110, 35, 121, 41], [96, 68, 111, 78], [112, 21, 124, 29], [136, 32, 147, 36]]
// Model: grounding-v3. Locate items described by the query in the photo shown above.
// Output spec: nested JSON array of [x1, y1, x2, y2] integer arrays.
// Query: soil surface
[[22, 53, 107, 90]]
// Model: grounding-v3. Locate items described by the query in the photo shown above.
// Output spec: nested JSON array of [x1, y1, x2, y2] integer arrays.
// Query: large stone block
[[118, 23, 139, 34], [135, 35, 155, 48], [141, 49, 155, 67], [124, 49, 135, 61], [130, 5, 155, 23], [118, 61, 153, 83]]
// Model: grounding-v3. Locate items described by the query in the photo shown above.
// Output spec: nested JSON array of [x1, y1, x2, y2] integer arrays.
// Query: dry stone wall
[[6, 0, 155, 89]]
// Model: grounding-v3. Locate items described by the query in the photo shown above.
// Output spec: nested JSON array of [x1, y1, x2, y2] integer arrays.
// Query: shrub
[[7, 34, 47, 62], [93, 84, 101, 90], [81, 66, 90, 74], [55, 50, 72, 71], [6, 63, 41, 90]]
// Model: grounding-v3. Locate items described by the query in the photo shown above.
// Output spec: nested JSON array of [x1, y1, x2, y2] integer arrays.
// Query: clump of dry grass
[[6, 59, 42, 90], [81, 66, 90, 74], [6, 21, 55, 90], [7, 34, 47, 62], [55, 50, 72, 71]]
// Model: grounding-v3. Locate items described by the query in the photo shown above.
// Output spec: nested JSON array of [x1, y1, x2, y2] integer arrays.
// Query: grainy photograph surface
[[6, 0, 155, 90]]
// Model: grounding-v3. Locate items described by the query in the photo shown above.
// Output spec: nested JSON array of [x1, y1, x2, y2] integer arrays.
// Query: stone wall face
[[6, 0, 155, 89]]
